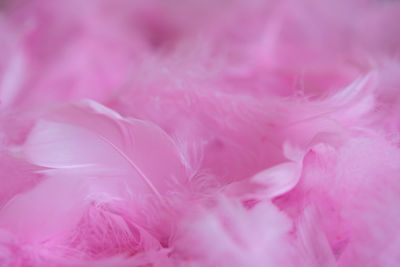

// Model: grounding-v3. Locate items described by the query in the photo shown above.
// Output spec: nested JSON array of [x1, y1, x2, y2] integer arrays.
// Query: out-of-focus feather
[[0, 174, 87, 242], [172, 197, 300, 267], [0, 151, 41, 207], [225, 161, 302, 200]]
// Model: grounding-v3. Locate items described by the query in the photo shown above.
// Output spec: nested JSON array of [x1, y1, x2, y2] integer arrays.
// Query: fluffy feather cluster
[[1, 0, 400, 266]]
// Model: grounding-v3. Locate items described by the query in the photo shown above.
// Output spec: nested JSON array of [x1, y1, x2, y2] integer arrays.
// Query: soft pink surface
[[1, 0, 400, 266]]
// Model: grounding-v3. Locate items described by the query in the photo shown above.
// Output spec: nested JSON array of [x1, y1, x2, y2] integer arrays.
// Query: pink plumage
[[1, 0, 400, 266]]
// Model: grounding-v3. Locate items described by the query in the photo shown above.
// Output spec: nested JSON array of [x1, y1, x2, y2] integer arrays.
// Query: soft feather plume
[[19, 100, 189, 258], [1, 0, 400, 266]]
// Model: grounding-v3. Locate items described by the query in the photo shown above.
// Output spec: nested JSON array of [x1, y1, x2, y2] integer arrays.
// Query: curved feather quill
[[23, 99, 187, 203]]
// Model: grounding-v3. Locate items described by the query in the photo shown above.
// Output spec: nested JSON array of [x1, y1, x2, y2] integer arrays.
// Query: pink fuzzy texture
[[1, 0, 400, 266]]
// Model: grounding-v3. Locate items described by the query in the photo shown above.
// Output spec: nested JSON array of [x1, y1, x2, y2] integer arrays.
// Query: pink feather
[[1, 0, 400, 266]]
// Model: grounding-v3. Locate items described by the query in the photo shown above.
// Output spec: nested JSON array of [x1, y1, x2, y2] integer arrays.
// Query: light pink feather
[[1, 0, 400, 266]]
